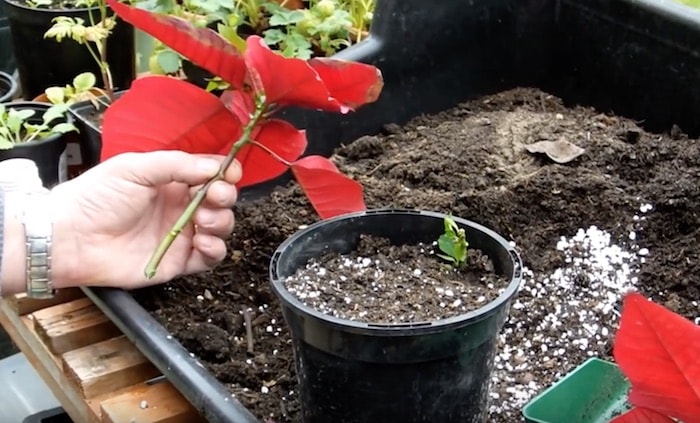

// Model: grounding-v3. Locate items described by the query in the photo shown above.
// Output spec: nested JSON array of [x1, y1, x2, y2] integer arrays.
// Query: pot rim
[[0, 71, 18, 103], [270, 208, 523, 334]]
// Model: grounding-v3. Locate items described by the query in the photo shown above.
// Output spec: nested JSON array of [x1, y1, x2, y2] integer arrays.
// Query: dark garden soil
[[285, 234, 508, 323], [134, 87, 700, 422]]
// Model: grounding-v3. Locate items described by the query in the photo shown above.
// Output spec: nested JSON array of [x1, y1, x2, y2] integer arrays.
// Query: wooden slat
[[0, 300, 101, 423], [6, 288, 84, 315], [1, 295, 204, 423], [32, 297, 121, 355], [100, 381, 205, 423], [62, 335, 161, 399]]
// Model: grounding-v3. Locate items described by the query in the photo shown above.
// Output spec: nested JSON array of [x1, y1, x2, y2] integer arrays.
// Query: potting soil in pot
[[285, 234, 508, 323], [134, 87, 700, 422]]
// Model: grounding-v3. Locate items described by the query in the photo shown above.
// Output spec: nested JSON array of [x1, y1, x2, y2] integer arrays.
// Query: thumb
[[114, 151, 222, 187]]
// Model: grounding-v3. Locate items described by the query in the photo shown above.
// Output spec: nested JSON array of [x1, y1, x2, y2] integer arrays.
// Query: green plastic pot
[[522, 358, 632, 423]]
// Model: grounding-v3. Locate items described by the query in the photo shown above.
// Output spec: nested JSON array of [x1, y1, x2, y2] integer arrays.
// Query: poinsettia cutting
[[610, 292, 700, 423], [101, 0, 383, 278]]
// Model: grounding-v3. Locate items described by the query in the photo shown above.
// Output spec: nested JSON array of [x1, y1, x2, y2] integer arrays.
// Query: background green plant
[[43, 0, 117, 103], [0, 104, 77, 148], [139, 0, 375, 77]]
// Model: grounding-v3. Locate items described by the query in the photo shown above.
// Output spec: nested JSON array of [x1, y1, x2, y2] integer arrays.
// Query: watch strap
[[22, 190, 55, 299]]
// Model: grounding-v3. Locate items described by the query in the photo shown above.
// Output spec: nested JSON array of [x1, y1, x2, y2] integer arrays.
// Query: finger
[[202, 180, 238, 209], [190, 155, 242, 185], [223, 159, 242, 184], [116, 151, 225, 187], [185, 234, 228, 272], [193, 207, 235, 238]]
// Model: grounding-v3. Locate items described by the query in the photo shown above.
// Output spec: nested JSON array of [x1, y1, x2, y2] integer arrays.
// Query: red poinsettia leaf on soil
[[234, 119, 307, 188], [609, 407, 676, 423], [106, 0, 246, 87], [613, 292, 700, 423], [101, 77, 241, 161], [244, 36, 345, 111], [290, 156, 366, 219], [309, 58, 384, 111], [220, 89, 255, 125]]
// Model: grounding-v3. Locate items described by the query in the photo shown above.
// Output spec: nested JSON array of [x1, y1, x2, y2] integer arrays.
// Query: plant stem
[[144, 95, 267, 279]]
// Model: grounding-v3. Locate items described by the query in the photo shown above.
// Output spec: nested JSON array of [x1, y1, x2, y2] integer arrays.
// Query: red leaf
[[309, 58, 384, 111], [220, 90, 255, 126], [101, 77, 241, 161], [234, 119, 307, 188], [244, 36, 344, 111], [106, 0, 246, 87], [610, 407, 676, 423], [290, 156, 365, 219], [613, 292, 700, 423]]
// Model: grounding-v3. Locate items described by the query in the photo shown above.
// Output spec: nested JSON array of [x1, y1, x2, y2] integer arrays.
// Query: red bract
[[245, 36, 383, 112], [234, 120, 307, 187], [613, 292, 700, 423], [290, 156, 365, 219], [309, 58, 385, 110], [101, 77, 241, 160], [610, 407, 675, 423]]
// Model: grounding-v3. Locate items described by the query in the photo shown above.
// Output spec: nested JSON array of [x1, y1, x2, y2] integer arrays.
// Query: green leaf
[[217, 23, 246, 51], [73, 72, 97, 92], [0, 138, 14, 150], [437, 217, 468, 266], [7, 109, 34, 134], [42, 104, 69, 125], [262, 28, 286, 45], [45, 86, 66, 104], [269, 9, 305, 26], [157, 49, 181, 74], [52, 122, 79, 134]]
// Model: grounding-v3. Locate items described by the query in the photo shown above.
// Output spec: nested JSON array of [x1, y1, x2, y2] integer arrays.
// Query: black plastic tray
[[85, 0, 700, 421]]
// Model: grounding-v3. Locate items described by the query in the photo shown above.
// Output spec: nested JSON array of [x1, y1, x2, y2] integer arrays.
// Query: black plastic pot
[[66, 90, 125, 177], [80, 1, 700, 422], [0, 101, 72, 187], [269, 209, 522, 423], [0, 70, 17, 102], [0, 0, 15, 75], [3, 0, 135, 99]]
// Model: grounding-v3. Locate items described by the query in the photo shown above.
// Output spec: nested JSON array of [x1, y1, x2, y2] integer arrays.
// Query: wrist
[[1, 195, 27, 296], [0, 190, 80, 297], [48, 189, 81, 290]]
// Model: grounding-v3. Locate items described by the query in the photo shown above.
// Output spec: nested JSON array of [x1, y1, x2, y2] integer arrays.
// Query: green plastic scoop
[[522, 358, 631, 423]]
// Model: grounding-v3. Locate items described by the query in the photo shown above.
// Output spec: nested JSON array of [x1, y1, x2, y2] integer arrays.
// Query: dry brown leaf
[[524, 138, 585, 164], [272, 0, 304, 9]]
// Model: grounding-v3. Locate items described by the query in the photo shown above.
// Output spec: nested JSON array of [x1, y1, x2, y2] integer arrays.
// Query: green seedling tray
[[522, 358, 632, 423]]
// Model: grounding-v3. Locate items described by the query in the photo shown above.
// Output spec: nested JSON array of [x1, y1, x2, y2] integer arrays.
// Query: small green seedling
[[437, 216, 468, 267], [43, 72, 109, 108], [0, 103, 78, 149]]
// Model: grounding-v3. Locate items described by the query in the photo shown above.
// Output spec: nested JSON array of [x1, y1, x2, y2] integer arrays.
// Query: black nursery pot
[[3, 0, 135, 99], [0, 70, 17, 102], [0, 0, 15, 75], [0, 101, 71, 187], [65, 90, 125, 178], [269, 209, 523, 423]]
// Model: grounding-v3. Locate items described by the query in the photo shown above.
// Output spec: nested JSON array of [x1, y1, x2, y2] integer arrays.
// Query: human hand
[[49, 151, 241, 289]]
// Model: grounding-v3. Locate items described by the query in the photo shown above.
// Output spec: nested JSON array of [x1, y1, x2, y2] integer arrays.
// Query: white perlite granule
[[488, 205, 649, 417]]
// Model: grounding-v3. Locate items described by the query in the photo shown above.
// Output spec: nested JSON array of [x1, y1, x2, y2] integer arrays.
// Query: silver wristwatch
[[21, 188, 55, 299]]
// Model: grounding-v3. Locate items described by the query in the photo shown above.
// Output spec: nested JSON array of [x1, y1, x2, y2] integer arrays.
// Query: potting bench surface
[[0, 288, 205, 423]]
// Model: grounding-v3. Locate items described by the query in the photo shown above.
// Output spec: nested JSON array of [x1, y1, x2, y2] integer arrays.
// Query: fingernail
[[197, 159, 219, 175]]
